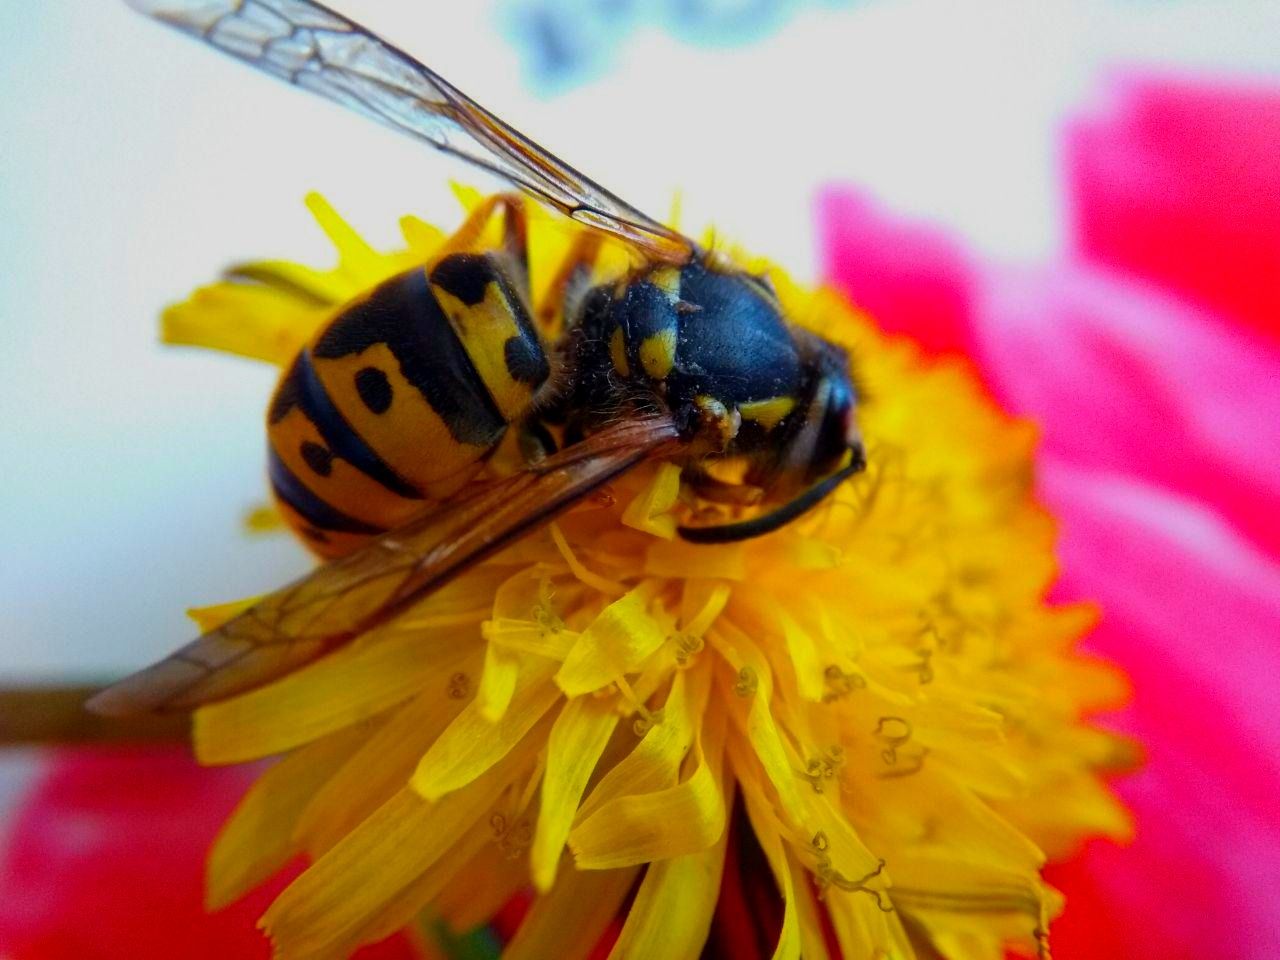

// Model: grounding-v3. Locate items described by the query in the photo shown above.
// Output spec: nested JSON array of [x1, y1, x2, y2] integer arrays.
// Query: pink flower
[[821, 72, 1280, 960], [0, 748, 418, 960]]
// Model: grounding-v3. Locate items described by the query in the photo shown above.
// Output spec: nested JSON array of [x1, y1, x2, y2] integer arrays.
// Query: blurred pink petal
[[0, 748, 272, 959], [818, 188, 1280, 559], [0, 748, 417, 960], [1067, 74, 1280, 343], [1041, 461, 1280, 960], [975, 263, 1280, 558], [1043, 463, 1280, 823], [819, 190, 979, 357], [820, 71, 1280, 960]]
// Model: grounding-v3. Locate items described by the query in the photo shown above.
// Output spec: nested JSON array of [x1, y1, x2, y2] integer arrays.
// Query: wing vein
[[130, 0, 694, 262]]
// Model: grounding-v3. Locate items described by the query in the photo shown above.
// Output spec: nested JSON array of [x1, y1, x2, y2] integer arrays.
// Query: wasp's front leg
[[517, 418, 561, 463], [682, 466, 765, 507], [537, 230, 603, 339], [432, 192, 532, 295]]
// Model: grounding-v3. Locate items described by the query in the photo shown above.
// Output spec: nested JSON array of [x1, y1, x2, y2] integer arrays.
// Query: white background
[[2, 0, 1278, 679]]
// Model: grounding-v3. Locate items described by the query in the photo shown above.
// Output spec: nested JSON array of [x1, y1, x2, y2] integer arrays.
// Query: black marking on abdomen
[[268, 446, 386, 535], [430, 253, 497, 306], [314, 268, 509, 447], [355, 366, 393, 414], [433, 254, 549, 388], [272, 349, 424, 499], [504, 335, 549, 384], [300, 440, 333, 477]]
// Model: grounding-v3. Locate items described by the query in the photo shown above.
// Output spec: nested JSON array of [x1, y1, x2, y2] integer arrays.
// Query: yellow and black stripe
[[267, 253, 549, 557]]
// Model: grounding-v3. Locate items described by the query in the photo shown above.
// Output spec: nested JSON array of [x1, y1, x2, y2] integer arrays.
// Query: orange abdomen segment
[[266, 256, 548, 557]]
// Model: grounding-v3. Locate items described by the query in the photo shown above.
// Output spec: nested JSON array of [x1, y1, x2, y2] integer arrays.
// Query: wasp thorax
[[568, 257, 864, 485]]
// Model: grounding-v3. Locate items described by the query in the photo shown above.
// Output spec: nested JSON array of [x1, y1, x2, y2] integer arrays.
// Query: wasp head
[[757, 328, 866, 500]]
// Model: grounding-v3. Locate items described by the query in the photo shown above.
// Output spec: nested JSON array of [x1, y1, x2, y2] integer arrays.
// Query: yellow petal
[[731, 594, 825, 703], [874, 770, 1046, 879], [162, 278, 322, 365], [263, 726, 542, 958], [449, 182, 486, 213], [551, 523, 628, 596], [531, 694, 620, 891], [740, 775, 802, 960], [194, 624, 475, 765], [787, 856, 834, 960], [887, 857, 1056, 957], [504, 864, 640, 960], [186, 595, 258, 633], [679, 580, 731, 638], [825, 885, 915, 960], [997, 765, 1133, 861], [411, 660, 561, 801], [293, 676, 478, 858], [225, 258, 348, 305], [394, 566, 514, 631], [432, 826, 530, 934], [796, 768, 889, 894], [727, 742, 855, 960], [347, 820, 494, 955], [206, 723, 365, 910], [724, 686, 884, 896], [570, 706, 726, 869], [483, 618, 580, 661], [482, 568, 581, 661], [304, 192, 385, 279], [620, 462, 682, 539], [242, 501, 285, 535], [578, 665, 709, 819], [645, 540, 746, 580], [399, 214, 446, 256], [709, 626, 804, 822], [476, 641, 521, 722], [556, 584, 667, 696], [606, 788, 731, 960]]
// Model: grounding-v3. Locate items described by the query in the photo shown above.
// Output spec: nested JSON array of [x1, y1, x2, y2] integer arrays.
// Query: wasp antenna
[[677, 460, 864, 544]]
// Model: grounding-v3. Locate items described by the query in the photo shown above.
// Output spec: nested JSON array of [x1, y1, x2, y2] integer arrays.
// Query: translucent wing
[[126, 0, 695, 263], [89, 415, 682, 715]]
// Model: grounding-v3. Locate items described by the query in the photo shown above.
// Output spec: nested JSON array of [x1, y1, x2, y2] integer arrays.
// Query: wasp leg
[[518, 418, 560, 463], [678, 460, 863, 543], [432, 192, 531, 291], [538, 230, 603, 339], [683, 467, 764, 507]]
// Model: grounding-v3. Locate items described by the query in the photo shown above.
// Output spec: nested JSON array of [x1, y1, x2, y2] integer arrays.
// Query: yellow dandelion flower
[[157, 187, 1133, 960]]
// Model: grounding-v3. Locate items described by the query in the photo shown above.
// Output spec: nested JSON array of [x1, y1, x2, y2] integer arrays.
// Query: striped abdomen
[[267, 253, 549, 557]]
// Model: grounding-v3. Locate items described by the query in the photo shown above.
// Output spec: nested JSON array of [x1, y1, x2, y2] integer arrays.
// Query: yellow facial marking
[[738, 396, 796, 431], [431, 280, 535, 420], [639, 329, 677, 380], [609, 326, 630, 376]]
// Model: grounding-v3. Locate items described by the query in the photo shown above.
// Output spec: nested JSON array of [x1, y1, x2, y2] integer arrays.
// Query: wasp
[[91, 0, 866, 715]]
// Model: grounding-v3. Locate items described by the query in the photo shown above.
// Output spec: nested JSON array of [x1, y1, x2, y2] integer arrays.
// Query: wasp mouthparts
[[848, 436, 868, 474]]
